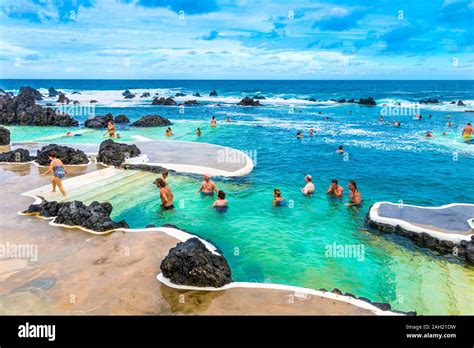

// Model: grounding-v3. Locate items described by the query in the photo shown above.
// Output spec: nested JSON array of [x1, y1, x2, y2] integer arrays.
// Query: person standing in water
[[297, 131, 303, 139], [327, 179, 344, 198], [425, 131, 434, 138], [336, 145, 344, 154], [212, 190, 228, 211], [42, 151, 68, 196], [273, 189, 285, 207], [196, 128, 202, 136], [226, 116, 231, 123], [211, 116, 217, 127], [463, 122, 473, 139], [309, 128, 314, 137], [197, 174, 218, 195], [165, 127, 173, 137], [346, 180, 362, 207], [105, 120, 116, 139], [155, 178, 174, 211], [301, 175, 314, 195]]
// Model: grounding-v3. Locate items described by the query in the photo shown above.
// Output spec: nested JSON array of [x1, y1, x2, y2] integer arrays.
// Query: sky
[[0, 0, 473, 79]]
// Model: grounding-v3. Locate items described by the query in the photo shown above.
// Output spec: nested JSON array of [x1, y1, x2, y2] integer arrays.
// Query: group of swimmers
[[273, 177, 361, 207], [154, 172, 228, 212]]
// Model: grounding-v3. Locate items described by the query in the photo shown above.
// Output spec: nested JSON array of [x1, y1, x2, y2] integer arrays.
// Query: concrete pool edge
[[367, 202, 474, 264]]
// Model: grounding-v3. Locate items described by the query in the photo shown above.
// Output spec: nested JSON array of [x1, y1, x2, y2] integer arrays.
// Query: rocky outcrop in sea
[[0, 126, 10, 145], [84, 113, 113, 128], [35, 144, 89, 166], [130, 115, 172, 127], [114, 114, 130, 123], [160, 237, 233, 288], [97, 139, 141, 166], [209, 90, 218, 96], [23, 199, 129, 232], [152, 97, 176, 106], [238, 97, 261, 106], [48, 87, 60, 97], [0, 87, 78, 126]]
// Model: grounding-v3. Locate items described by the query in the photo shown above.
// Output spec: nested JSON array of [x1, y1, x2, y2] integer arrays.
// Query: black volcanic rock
[[19, 87, 42, 100], [84, 113, 113, 128], [253, 95, 266, 100], [193, 92, 201, 97], [0, 148, 32, 162], [131, 115, 172, 127], [124, 93, 135, 99], [0, 126, 10, 145], [36, 144, 88, 166], [140, 92, 150, 98], [237, 97, 261, 106], [90, 100, 98, 103], [347, 99, 355, 103], [160, 237, 233, 288], [114, 114, 130, 123], [122, 89, 133, 97], [209, 90, 218, 97], [152, 97, 176, 106], [0, 88, 78, 127], [338, 98, 346, 103], [183, 100, 198, 106], [307, 97, 316, 102], [97, 139, 141, 166], [57, 93, 70, 104], [71, 91, 81, 95], [23, 198, 129, 232], [458, 100, 466, 106], [175, 92, 186, 97], [358, 97, 376, 106], [48, 87, 60, 97], [419, 98, 440, 104]]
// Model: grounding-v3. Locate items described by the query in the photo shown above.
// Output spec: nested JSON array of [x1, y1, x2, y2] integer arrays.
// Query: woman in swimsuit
[[212, 190, 228, 212], [106, 121, 116, 138], [42, 151, 68, 196], [155, 178, 174, 211], [273, 189, 285, 207], [165, 127, 173, 137], [346, 180, 362, 207]]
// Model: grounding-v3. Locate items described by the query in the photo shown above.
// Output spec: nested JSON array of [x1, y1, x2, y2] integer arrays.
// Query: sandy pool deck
[[0, 163, 379, 315]]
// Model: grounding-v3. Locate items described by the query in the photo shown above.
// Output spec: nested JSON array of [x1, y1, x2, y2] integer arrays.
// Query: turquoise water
[[2, 80, 474, 314]]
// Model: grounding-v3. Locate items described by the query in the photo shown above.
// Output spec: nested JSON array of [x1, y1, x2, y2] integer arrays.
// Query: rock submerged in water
[[97, 139, 141, 166], [36, 144, 89, 166], [183, 100, 198, 106], [114, 114, 130, 123], [140, 92, 150, 98], [419, 98, 440, 104], [457, 100, 466, 106], [0, 87, 78, 126], [23, 199, 129, 232], [85, 113, 113, 128], [0, 126, 10, 145], [130, 115, 172, 127], [152, 97, 176, 106], [175, 92, 186, 97], [253, 95, 266, 100], [358, 97, 376, 106], [238, 97, 261, 106], [160, 237, 233, 288], [209, 90, 218, 97], [0, 148, 32, 162]]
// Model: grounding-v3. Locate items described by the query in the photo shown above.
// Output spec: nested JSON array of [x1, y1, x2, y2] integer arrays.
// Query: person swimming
[[393, 120, 401, 127], [116, 132, 121, 139], [105, 120, 116, 138], [309, 128, 314, 137], [211, 116, 217, 127], [301, 175, 314, 195], [212, 190, 228, 212], [165, 127, 173, 137], [41, 151, 68, 196], [425, 131, 434, 138], [379, 115, 384, 122], [296, 131, 303, 139], [155, 178, 174, 211], [196, 127, 202, 136], [442, 132, 447, 136], [226, 116, 231, 123], [448, 121, 453, 127], [336, 145, 344, 154], [327, 179, 343, 198], [346, 180, 361, 207], [197, 174, 217, 196], [462, 122, 472, 139], [273, 188, 285, 207]]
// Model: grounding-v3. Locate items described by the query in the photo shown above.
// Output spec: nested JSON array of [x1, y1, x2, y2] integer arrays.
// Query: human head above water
[[273, 188, 281, 197], [217, 190, 226, 200], [305, 175, 312, 182], [349, 180, 357, 190], [331, 179, 338, 185], [162, 170, 168, 179], [155, 178, 166, 188], [203, 174, 210, 181]]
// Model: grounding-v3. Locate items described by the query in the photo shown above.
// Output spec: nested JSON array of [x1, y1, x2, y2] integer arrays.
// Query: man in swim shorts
[[463, 122, 472, 139], [155, 178, 174, 210], [197, 174, 218, 195], [346, 180, 362, 207], [327, 179, 343, 198], [301, 175, 314, 195]]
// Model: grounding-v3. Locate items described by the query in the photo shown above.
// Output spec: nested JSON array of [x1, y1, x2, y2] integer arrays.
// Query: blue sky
[[0, 0, 473, 79]]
